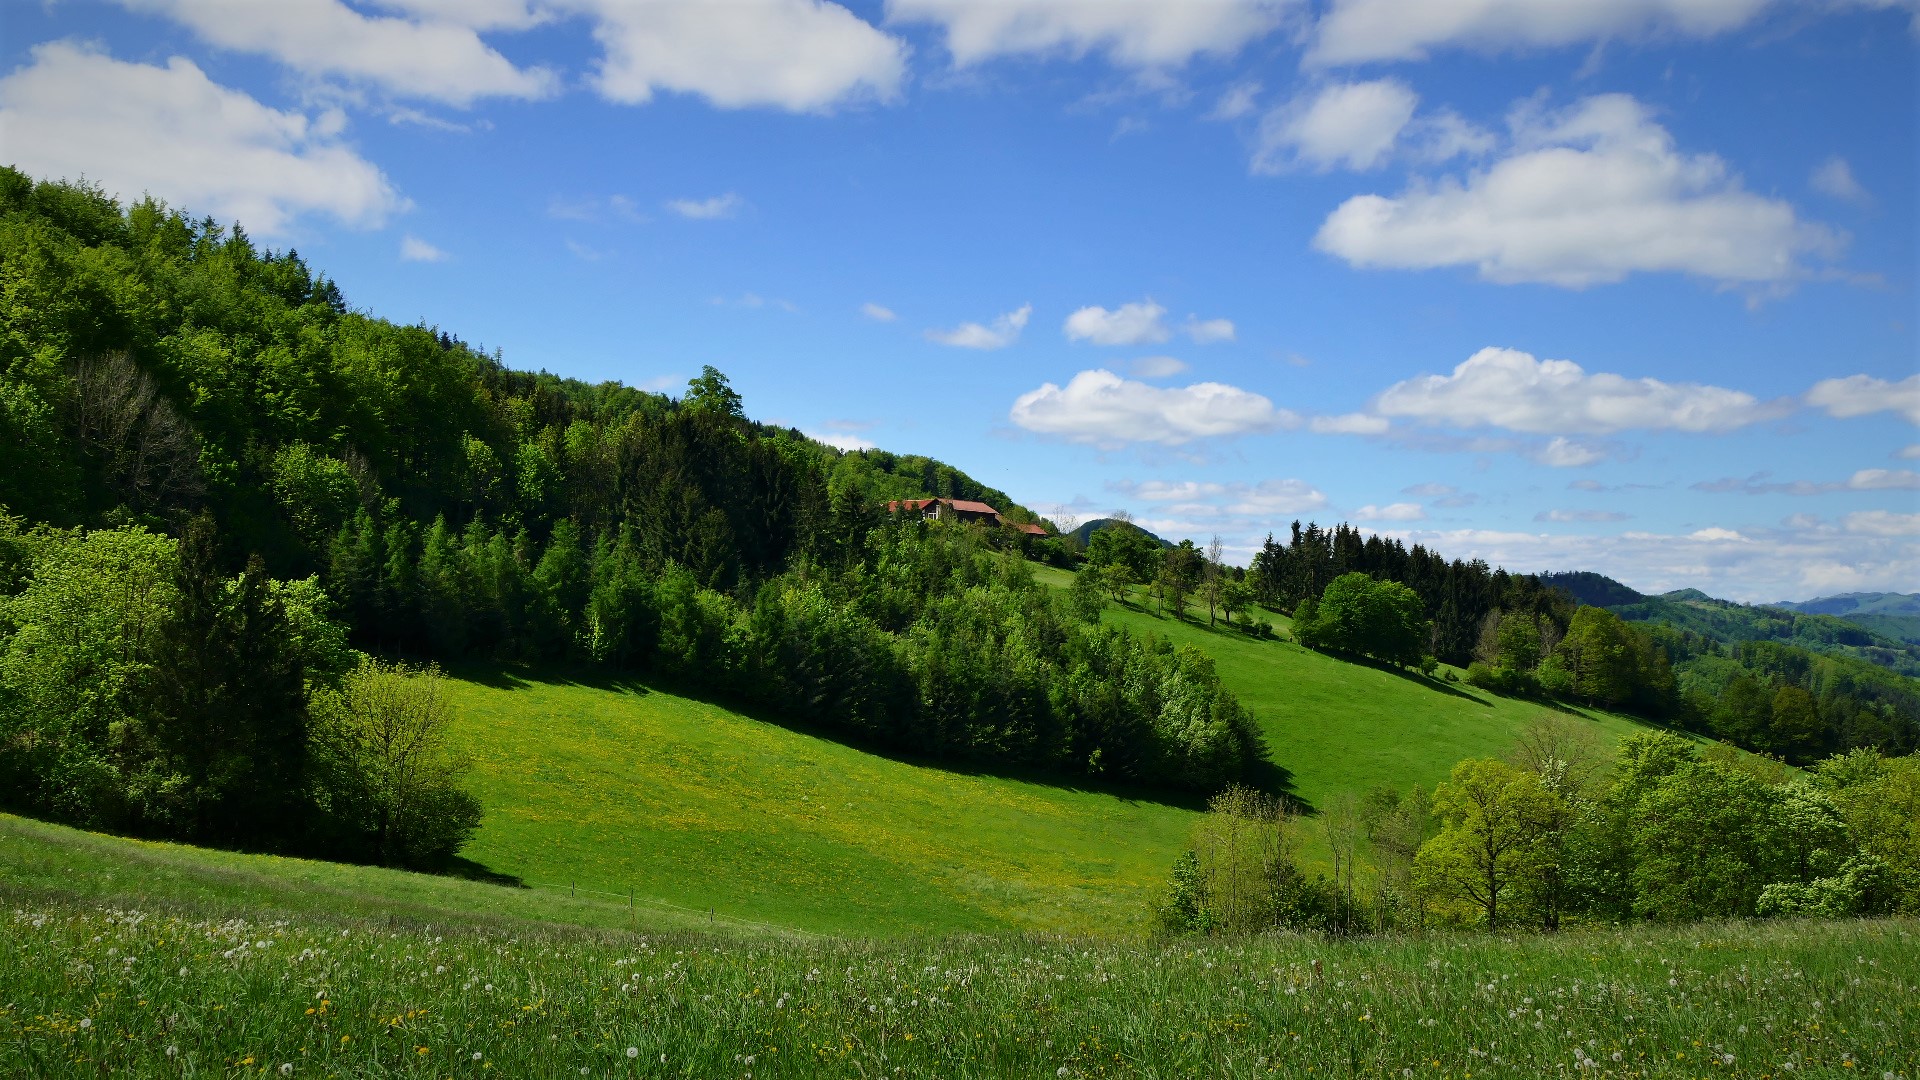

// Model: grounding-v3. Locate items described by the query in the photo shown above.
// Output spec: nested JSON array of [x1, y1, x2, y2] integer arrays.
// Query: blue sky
[[2, 0, 1915, 600]]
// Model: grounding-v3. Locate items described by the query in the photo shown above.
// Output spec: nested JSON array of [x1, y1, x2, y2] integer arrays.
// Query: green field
[[3, 848, 1913, 1079]]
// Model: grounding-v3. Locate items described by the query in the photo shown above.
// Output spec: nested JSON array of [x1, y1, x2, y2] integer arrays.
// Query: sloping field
[[1030, 565, 1655, 810], [441, 672, 1197, 936]]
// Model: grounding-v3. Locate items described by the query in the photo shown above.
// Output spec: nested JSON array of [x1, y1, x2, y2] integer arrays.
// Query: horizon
[[2, 0, 1915, 602]]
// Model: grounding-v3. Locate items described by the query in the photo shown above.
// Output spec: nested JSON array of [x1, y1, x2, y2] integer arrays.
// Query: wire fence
[[518, 879, 820, 939]]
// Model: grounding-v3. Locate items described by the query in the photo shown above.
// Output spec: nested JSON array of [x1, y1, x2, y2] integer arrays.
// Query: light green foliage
[[268, 442, 358, 548], [1495, 611, 1543, 671], [1818, 750, 1920, 912], [265, 575, 356, 683], [1413, 759, 1561, 930], [0, 525, 178, 823], [682, 364, 745, 419], [308, 659, 480, 869], [1065, 562, 1107, 622]]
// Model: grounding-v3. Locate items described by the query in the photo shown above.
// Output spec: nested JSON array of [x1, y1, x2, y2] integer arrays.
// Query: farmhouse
[[887, 498, 1049, 535]]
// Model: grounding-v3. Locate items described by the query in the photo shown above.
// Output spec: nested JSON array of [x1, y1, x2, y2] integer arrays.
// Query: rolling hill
[[1774, 592, 1920, 646]]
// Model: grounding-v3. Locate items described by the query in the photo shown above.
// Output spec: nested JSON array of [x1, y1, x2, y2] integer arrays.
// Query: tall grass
[[4, 892, 1912, 1078]]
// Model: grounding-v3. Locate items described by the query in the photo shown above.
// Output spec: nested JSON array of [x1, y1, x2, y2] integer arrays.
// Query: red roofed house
[[885, 498, 1053, 536]]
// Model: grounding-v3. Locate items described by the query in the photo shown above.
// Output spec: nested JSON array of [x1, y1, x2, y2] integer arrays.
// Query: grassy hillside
[[441, 670, 1197, 937], [1031, 566, 1655, 810]]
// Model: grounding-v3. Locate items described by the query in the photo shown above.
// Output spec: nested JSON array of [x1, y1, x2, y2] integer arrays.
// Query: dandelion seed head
[[626, 1047, 638, 1059]]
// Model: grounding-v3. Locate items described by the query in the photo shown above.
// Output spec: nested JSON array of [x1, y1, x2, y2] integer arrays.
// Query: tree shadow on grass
[[439, 658, 1295, 815], [444, 856, 526, 888]]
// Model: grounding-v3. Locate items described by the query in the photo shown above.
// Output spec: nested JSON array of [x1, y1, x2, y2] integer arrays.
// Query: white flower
[[472, 1052, 483, 1062], [280, 1065, 295, 1076], [1058, 1069, 1070, 1078], [78, 1018, 92, 1030], [435, 965, 446, 974], [626, 1048, 639, 1059]]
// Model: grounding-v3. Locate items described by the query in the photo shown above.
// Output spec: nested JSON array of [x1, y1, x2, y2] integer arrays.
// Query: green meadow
[[3, 868, 1914, 1079], [404, 568, 1667, 938]]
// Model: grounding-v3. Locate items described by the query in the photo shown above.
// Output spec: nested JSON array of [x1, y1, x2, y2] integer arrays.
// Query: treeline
[[1247, 521, 1572, 666], [329, 510, 1262, 789], [0, 515, 478, 865], [1160, 719, 1920, 935]]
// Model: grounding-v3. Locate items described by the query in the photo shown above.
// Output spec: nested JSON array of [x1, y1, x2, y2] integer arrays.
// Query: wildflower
[[165, 1047, 178, 1058], [1058, 1069, 1070, 1078], [473, 1052, 483, 1062], [627, 1048, 639, 1059], [280, 1065, 295, 1076], [78, 1018, 92, 1030]]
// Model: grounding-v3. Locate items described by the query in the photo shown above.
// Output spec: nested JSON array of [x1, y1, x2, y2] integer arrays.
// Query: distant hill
[[1539, 571, 1646, 607], [1773, 593, 1920, 647], [1539, 573, 1920, 677], [1068, 518, 1173, 549]]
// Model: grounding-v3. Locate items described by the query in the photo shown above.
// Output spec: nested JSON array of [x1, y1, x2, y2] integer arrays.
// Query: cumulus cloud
[[1532, 436, 1610, 468], [887, 0, 1294, 68], [1064, 299, 1169, 346], [399, 234, 447, 261], [1810, 156, 1871, 204], [1845, 510, 1920, 537], [1129, 356, 1191, 378], [1309, 412, 1391, 435], [1535, 508, 1629, 522], [1010, 369, 1294, 446], [1253, 79, 1418, 173], [1309, 0, 1804, 66], [859, 302, 897, 321], [1805, 374, 1920, 424], [1314, 94, 1842, 288], [0, 42, 404, 235], [1185, 316, 1237, 344], [581, 0, 907, 112], [926, 303, 1032, 349], [1373, 346, 1787, 435], [1356, 502, 1426, 521], [1118, 478, 1329, 517], [115, 0, 556, 104], [666, 192, 745, 219], [806, 429, 878, 452]]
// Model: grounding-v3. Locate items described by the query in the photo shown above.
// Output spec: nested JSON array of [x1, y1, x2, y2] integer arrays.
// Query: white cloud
[[579, 0, 907, 112], [1129, 356, 1190, 378], [1010, 369, 1294, 446], [1805, 374, 1920, 424], [1315, 94, 1841, 288], [1119, 478, 1328, 517], [860, 302, 897, 322], [1534, 436, 1609, 468], [1356, 502, 1425, 521], [887, 0, 1295, 68], [1309, 412, 1391, 435], [1064, 299, 1169, 346], [666, 192, 745, 219], [368, 0, 550, 31], [806, 429, 878, 452], [1810, 156, 1871, 204], [1403, 483, 1456, 497], [0, 42, 404, 236], [1899, 444, 1920, 460], [926, 303, 1032, 349], [115, 0, 557, 105], [1849, 468, 1920, 491], [1310, 0, 1786, 66], [1374, 346, 1787, 435], [399, 234, 447, 261], [1184, 316, 1237, 343], [1845, 510, 1920, 537], [1535, 508, 1630, 522], [1210, 81, 1262, 120], [1254, 78, 1418, 173]]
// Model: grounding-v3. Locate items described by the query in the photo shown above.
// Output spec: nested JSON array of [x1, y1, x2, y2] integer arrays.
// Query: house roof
[[886, 497, 1002, 517], [1015, 522, 1048, 536]]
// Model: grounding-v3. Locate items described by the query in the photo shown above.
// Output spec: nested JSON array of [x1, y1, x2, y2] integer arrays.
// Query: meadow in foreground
[[3, 894, 1913, 1079]]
